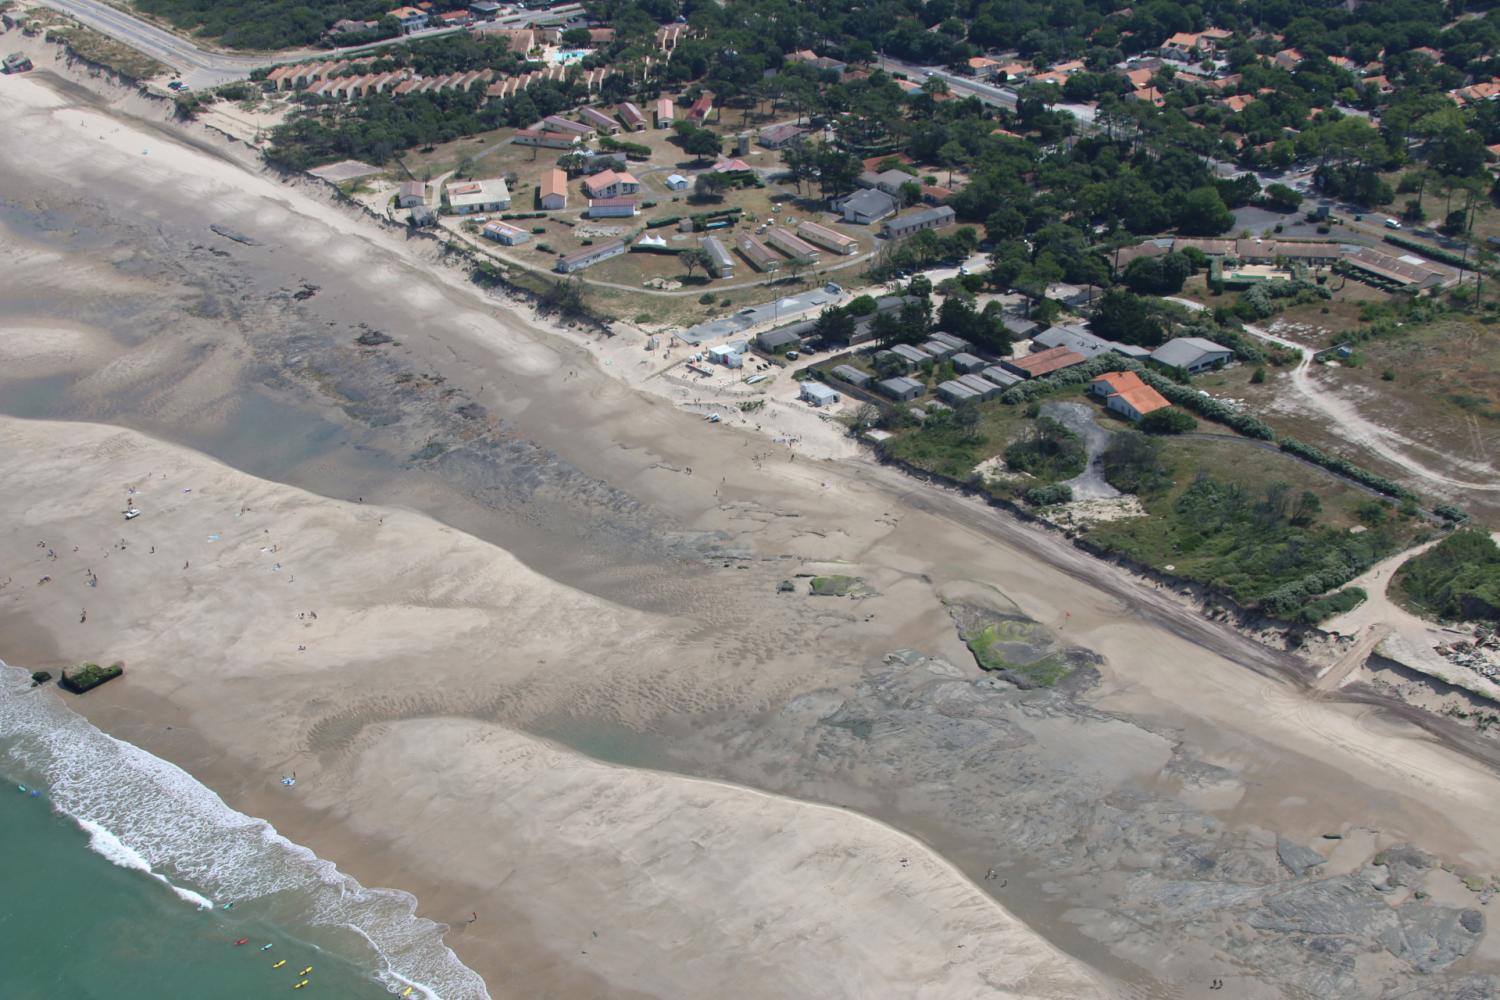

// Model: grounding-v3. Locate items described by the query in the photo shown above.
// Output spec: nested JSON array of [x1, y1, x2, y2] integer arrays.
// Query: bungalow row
[[737, 234, 781, 272], [578, 105, 620, 135], [881, 205, 956, 240], [796, 220, 858, 256], [616, 101, 647, 131], [556, 238, 626, 273], [485, 64, 607, 102], [512, 129, 584, 150], [701, 236, 735, 279], [766, 227, 820, 262]]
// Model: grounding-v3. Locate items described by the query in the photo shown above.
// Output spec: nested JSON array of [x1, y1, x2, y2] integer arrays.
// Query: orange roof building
[[1088, 371, 1171, 421]]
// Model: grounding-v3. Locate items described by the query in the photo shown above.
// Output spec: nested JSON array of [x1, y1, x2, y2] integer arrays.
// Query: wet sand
[[3, 62, 1500, 998]]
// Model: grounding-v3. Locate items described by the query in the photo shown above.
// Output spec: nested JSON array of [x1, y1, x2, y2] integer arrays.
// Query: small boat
[[299, 966, 312, 975], [123, 508, 141, 520], [235, 939, 249, 947], [273, 960, 286, 969], [401, 988, 413, 997], [260, 943, 274, 951], [293, 979, 310, 990]]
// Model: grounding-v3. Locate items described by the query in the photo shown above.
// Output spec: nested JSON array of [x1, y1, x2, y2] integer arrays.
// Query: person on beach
[[80, 609, 86, 623]]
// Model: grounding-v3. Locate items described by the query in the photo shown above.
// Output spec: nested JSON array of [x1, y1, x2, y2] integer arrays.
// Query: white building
[[801, 382, 839, 407], [665, 173, 689, 190], [481, 220, 530, 246], [445, 178, 511, 214]]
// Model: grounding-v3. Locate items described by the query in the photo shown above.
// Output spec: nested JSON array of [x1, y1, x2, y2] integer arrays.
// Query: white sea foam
[[78, 816, 218, 909], [0, 662, 490, 999]]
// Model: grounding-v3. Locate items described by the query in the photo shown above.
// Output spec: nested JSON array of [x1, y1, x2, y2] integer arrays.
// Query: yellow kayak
[[293, 980, 309, 990], [299, 966, 313, 975], [401, 989, 413, 998]]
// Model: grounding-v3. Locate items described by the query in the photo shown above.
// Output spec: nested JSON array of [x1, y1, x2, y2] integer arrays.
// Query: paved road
[[877, 56, 1018, 111], [36, 0, 277, 86], [33, 0, 560, 87]]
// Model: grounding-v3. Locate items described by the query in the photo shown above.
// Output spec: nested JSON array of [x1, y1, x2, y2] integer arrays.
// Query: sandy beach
[[4, 55, 1500, 998], [0, 415, 1108, 999]]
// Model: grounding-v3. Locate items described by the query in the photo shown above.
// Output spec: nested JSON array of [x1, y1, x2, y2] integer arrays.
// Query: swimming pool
[[551, 49, 590, 65]]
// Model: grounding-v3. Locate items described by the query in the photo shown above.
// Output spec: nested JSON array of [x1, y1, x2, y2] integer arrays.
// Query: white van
[[1385, 218, 1402, 230]]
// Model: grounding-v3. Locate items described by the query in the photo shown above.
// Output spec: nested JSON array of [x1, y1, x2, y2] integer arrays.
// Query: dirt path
[[1168, 297, 1500, 494]]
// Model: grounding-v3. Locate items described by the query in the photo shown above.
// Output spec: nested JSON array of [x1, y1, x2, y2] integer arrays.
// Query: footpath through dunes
[[0, 415, 1111, 1000]]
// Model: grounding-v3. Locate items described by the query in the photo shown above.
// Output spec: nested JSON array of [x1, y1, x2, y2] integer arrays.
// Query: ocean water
[[0, 662, 490, 1000]]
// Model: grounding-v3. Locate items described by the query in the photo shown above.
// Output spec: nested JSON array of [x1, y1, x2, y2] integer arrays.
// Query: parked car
[[1385, 218, 1402, 230]]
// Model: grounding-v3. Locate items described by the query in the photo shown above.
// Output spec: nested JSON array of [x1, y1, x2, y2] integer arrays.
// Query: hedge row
[[598, 137, 652, 159], [646, 215, 682, 228], [689, 207, 742, 226], [630, 244, 683, 255], [500, 211, 546, 220], [1278, 438, 1414, 501]]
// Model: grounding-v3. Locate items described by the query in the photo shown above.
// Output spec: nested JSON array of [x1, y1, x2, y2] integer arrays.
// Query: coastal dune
[[0, 414, 1109, 999]]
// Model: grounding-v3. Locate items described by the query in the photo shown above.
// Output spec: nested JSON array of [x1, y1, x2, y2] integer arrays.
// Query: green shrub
[[1139, 408, 1197, 435], [1005, 417, 1086, 480], [1397, 529, 1500, 622], [846, 294, 879, 316], [1025, 483, 1074, 506], [699, 292, 715, 304], [1297, 586, 1368, 624], [1435, 503, 1468, 523]]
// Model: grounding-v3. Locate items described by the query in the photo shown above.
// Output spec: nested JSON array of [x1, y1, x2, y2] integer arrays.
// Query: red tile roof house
[[538, 167, 567, 210], [1088, 371, 1171, 421]]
